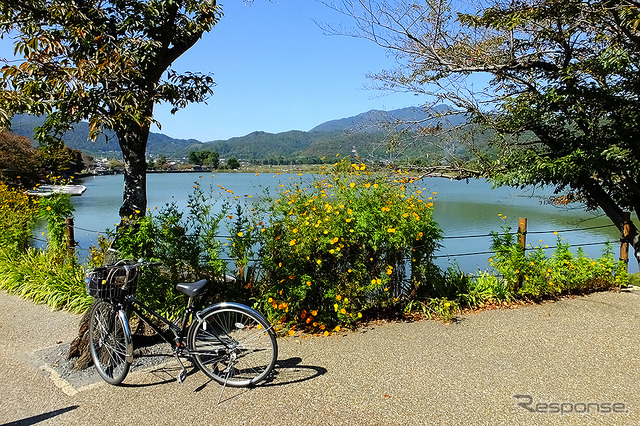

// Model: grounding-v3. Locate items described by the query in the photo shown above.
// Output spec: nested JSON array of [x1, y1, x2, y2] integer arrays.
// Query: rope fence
[[58, 216, 625, 268]]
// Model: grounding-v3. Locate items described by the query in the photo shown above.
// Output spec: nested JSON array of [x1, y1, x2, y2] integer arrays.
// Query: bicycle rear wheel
[[89, 300, 133, 385], [188, 303, 277, 387]]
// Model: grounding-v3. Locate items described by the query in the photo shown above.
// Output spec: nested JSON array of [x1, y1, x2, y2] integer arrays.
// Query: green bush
[[254, 159, 442, 332], [112, 182, 231, 320], [490, 227, 627, 298], [38, 193, 75, 252]]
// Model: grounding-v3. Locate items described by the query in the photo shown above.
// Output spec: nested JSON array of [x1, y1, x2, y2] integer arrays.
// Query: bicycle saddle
[[176, 279, 208, 297]]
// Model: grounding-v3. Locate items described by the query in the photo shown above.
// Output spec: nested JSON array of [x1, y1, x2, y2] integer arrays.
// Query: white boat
[[26, 184, 87, 196]]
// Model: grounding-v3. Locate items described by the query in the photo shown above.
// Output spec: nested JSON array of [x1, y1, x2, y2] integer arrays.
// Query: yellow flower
[[290, 239, 296, 246], [334, 326, 341, 332], [292, 228, 298, 234], [336, 295, 342, 301], [340, 308, 346, 314], [311, 310, 318, 316], [46, 206, 51, 211], [387, 228, 396, 233], [237, 232, 243, 237], [357, 312, 362, 318], [324, 331, 329, 336], [306, 281, 312, 286]]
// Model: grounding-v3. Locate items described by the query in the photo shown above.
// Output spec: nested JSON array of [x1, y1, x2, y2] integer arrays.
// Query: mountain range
[[9, 106, 466, 161]]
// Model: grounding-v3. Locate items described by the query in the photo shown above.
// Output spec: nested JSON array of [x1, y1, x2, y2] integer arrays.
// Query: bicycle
[[84, 259, 278, 391]]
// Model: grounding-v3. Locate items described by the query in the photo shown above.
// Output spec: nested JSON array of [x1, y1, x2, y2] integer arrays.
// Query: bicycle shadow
[[263, 357, 328, 387], [121, 356, 326, 391], [193, 357, 328, 404]]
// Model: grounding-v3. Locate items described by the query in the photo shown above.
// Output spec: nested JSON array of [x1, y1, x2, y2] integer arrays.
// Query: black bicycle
[[85, 260, 278, 389]]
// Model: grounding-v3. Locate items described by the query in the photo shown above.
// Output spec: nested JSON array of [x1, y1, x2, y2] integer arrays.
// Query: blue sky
[[154, 0, 423, 141]]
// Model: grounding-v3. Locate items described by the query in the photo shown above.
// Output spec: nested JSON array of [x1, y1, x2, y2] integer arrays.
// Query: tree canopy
[[332, 0, 640, 264], [188, 149, 220, 168], [0, 0, 221, 217]]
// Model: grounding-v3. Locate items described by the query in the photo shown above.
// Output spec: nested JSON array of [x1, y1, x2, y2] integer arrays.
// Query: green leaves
[[0, 0, 220, 142]]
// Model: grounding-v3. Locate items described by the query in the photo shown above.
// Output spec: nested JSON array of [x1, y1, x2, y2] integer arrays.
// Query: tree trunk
[[583, 179, 640, 266], [67, 301, 94, 369], [116, 120, 150, 219]]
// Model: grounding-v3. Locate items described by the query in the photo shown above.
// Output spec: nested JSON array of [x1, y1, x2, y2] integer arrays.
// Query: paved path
[[1, 288, 640, 425]]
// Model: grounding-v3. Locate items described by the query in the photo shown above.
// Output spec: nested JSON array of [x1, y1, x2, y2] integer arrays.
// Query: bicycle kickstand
[[173, 350, 188, 384], [216, 366, 232, 405]]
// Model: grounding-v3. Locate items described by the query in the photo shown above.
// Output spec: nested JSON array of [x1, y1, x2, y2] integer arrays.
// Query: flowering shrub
[[255, 159, 442, 332], [0, 182, 39, 252]]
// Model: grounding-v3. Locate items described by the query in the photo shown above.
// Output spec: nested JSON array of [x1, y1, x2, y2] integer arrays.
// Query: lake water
[[69, 172, 635, 273]]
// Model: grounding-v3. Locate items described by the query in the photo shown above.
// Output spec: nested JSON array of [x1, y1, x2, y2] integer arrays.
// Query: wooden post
[[517, 217, 527, 251], [515, 217, 527, 290], [620, 212, 630, 272], [65, 218, 76, 257]]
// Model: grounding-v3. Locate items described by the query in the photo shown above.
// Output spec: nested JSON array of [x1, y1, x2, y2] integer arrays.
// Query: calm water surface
[[70, 173, 634, 273]]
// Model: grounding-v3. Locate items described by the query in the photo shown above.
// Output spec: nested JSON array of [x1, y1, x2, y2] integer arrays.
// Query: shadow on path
[[4, 405, 79, 426]]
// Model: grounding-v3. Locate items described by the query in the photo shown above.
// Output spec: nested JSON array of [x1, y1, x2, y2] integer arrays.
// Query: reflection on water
[[69, 173, 634, 273]]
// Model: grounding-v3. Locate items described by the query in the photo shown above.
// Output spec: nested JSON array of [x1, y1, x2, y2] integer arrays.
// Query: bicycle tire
[[188, 302, 277, 387], [88, 300, 133, 385]]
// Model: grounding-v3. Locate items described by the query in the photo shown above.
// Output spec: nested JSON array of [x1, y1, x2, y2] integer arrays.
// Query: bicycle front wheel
[[88, 300, 132, 385], [188, 303, 277, 387]]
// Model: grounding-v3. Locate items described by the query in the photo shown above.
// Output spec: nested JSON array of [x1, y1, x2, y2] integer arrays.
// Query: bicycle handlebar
[[110, 258, 163, 268]]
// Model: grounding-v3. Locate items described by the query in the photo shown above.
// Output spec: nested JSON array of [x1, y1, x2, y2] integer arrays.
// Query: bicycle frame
[[123, 293, 196, 351]]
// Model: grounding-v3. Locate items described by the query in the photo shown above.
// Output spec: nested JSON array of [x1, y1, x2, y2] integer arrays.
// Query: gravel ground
[[2, 288, 640, 425]]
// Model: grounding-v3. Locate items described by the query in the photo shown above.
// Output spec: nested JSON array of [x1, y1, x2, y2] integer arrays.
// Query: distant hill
[[9, 114, 202, 157], [9, 105, 468, 160], [310, 105, 466, 133]]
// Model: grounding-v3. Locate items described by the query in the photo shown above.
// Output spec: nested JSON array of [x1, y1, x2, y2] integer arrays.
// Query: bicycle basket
[[85, 265, 138, 299]]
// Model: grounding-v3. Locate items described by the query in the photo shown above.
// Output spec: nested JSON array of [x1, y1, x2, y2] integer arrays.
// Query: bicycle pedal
[[177, 370, 187, 383]]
